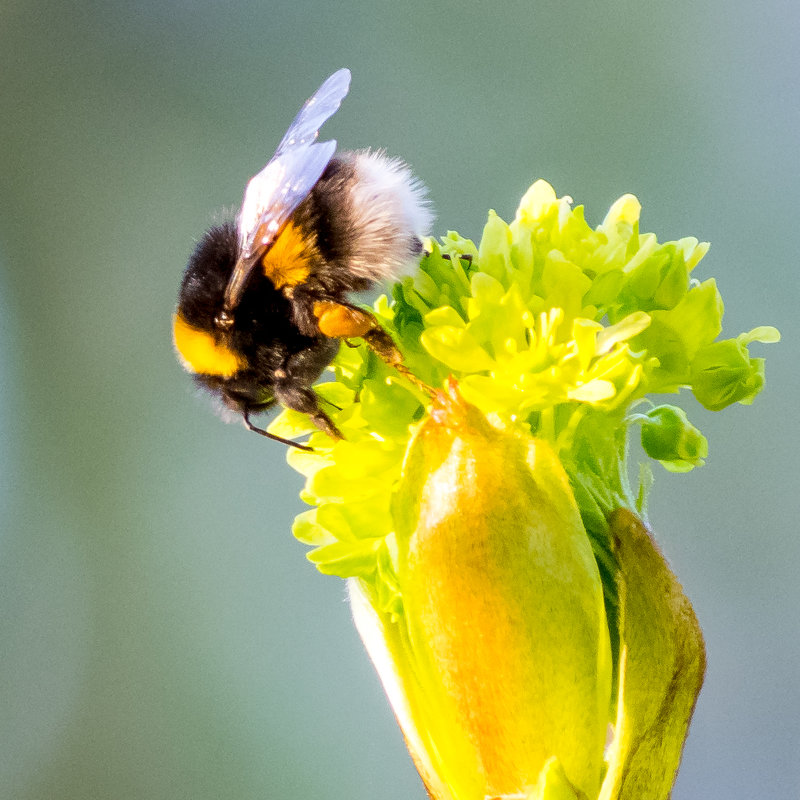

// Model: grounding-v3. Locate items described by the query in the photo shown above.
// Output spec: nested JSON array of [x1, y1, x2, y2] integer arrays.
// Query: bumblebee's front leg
[[312, 301, 433, 395], [272, 379, 343, 442]]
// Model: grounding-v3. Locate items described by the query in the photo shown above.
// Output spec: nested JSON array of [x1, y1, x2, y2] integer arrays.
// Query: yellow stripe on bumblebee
[[173, 313, 244, 377], [260, 221, 314, 289]]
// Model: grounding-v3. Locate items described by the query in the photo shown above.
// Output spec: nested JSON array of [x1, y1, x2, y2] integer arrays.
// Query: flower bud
[[282, 180, 774, 799], [354, 385, 612, 800], [639, 405, 708, 472], [690, 327, 779, 411]]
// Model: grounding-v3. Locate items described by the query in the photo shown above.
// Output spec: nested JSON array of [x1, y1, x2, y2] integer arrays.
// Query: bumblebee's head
[[173, 222, 245, 380], [174, 221, 312, 417]]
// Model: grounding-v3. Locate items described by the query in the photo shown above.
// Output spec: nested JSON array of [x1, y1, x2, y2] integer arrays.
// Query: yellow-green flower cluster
[[272, 180, 777, 583], [269, 179, 777, 800]]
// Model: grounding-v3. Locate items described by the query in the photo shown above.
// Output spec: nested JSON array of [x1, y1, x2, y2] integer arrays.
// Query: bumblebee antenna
[[242, 409, 313, 452]]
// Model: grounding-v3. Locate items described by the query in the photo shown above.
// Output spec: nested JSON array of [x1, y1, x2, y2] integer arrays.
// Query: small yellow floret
[[602, 193, 641, 227], [515, 179, 558, 223]]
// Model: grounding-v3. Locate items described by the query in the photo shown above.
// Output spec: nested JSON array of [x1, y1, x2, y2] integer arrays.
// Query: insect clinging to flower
[[173, 68, 432, 449]]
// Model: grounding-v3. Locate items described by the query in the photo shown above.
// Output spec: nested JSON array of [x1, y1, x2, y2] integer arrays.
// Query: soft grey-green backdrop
[[2, 1, 797, 798]]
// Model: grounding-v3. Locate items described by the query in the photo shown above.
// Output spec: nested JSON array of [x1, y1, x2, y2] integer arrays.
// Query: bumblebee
[[173, 69, 432, 449]]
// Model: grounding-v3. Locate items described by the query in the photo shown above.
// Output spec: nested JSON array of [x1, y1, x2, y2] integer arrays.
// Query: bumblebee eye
[[214, 310, 234, 330]]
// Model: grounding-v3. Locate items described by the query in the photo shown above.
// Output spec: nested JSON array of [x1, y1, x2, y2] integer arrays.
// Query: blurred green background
[[1, 0, 797, 798]]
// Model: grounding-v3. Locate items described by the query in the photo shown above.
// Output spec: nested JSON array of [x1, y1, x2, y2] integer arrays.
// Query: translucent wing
[[238, 68, 351, 258], [274, 68, 351, 155], [222, 70, 351, 313], [237, 139, 336, 260]]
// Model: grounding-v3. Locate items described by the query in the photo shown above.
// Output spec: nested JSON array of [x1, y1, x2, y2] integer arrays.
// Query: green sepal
[[631, 279, 723, 390], [599, 509, 705, 800]]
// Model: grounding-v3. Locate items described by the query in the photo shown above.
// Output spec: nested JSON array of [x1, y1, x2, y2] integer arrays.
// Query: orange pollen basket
[[313, 301, 375, 338]]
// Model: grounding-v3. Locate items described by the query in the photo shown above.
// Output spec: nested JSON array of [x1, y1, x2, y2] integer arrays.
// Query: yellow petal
[[602, 194, 641, 229]]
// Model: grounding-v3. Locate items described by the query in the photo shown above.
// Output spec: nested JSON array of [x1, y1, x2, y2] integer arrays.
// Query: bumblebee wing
[[274, 68, 351, 155], [238, 69, 351, 259], [223, 69, 351, 313], [237, 139, 336, 260]]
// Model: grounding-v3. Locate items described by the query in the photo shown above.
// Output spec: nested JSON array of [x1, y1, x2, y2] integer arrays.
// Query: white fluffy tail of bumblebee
[[345, 150, 433, 282]]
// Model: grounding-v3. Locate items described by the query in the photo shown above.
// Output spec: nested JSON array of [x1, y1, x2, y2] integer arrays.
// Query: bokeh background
[[2, 1, 797, 798]]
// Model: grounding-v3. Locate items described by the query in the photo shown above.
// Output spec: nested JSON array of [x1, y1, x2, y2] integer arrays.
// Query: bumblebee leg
[[313, 300, 433, 395], [242, 408, 313, 452], [361, 325, 434, 395], [313, 301, 375, 339], [441, 253, 473, 265], [273, 382, 344, 442]]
